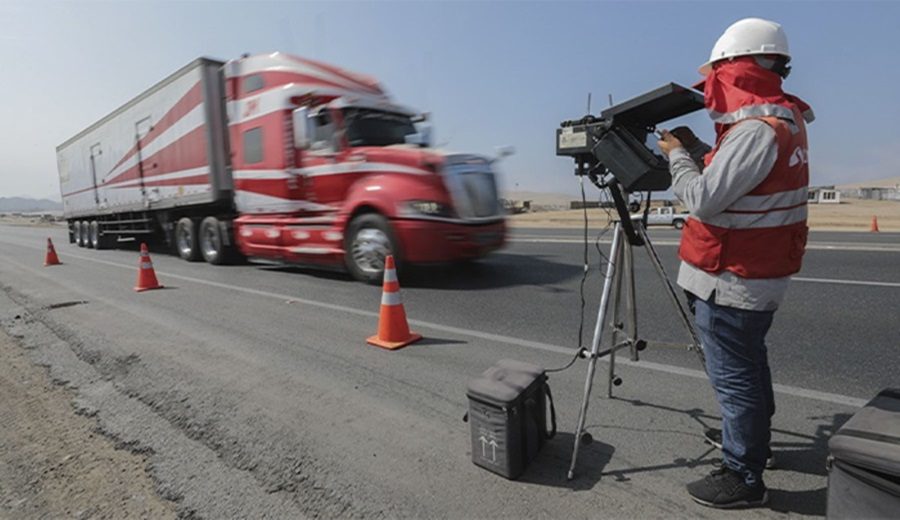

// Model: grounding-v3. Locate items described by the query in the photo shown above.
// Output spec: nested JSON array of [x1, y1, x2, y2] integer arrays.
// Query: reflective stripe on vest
[[679, 108, 810, 279]]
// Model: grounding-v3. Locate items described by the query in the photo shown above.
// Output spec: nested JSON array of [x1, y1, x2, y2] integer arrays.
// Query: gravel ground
[[0, 328, 177, 519], [2, 223, 884, 518]]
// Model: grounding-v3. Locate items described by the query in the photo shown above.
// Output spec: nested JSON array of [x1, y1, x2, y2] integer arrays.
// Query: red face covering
[[703, 57, 814, 140]]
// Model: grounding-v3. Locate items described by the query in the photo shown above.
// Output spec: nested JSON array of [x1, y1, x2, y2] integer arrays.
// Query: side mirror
[[494, 145, 516, 162], [405, 124, 433, 148], [292, 107, 312, 149], [419, 125, 433, 148]]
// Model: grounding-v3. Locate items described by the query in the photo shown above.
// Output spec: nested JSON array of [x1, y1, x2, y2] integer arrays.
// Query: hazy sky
[[2, 0, 899, 200]]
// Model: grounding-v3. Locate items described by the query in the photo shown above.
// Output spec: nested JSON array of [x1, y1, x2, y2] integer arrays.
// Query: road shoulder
[[0, 327, 177, 519]]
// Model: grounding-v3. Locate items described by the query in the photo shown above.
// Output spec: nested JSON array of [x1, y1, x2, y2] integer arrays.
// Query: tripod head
[[557, 83, 704, 244]]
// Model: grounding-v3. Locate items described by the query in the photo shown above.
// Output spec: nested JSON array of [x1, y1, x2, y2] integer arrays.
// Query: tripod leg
[[623, 237, 639, 362], [607, 240, 626, 398], [637, 224, 706, 368], [568, 223, 623, 480]]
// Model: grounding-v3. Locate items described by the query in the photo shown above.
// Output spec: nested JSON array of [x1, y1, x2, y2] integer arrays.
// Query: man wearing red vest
[[657, 18, 814, 508]]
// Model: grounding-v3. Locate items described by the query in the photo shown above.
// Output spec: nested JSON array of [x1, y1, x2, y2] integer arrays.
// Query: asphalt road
[[504, 227, 900, 398], [1, 222, 897, 518]]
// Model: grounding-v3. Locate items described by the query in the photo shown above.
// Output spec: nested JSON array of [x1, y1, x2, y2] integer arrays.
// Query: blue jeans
[[692, 293, 775, 486]]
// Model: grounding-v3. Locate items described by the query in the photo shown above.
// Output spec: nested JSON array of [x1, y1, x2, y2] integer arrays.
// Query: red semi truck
[[57, 53, 507, 282]]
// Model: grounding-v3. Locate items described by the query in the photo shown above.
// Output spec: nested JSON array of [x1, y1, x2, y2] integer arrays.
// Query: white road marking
[[792, 277, 900, 288], [0, 243, 871, 409]]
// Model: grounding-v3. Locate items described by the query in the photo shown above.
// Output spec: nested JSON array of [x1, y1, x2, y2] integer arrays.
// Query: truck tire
[[92, 221, 113, 249], [89, 221, 100, 249], [175, 217, 201, 261], [344, 213, 399, 284], [673, 219, 685, 230], [199, 216, 228, 265], [79, 221, 90, 247], [72, 221, 82, 247]]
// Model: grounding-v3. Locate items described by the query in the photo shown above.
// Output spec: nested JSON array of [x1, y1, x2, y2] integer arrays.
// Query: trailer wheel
[[345, 213, 399, 284], [91, 221, 113, 249], [175, 217, 201, 261], [72, 222, 82, 246], [89, 221, 100, 249], [673, 219, 685, 230], [79, 221, 90, 248], [199, 216, 228, 265]]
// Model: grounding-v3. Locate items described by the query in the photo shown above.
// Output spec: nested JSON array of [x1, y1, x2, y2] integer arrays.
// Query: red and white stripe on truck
[[57, 52, 506, 281]]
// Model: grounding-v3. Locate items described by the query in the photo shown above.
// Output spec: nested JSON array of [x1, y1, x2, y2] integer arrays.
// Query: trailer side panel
[[57, 58, 228, 219]]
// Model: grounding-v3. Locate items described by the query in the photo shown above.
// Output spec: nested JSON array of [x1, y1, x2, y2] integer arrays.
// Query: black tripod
[[566, 186, 706, 480]]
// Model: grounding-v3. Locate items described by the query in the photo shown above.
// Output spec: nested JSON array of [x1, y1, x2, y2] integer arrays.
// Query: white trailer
[[56, 58, 232, 249], [56, 52, 507, 276]]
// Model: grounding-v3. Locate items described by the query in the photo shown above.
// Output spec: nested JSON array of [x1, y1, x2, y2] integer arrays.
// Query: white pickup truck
[[631, 207, 690, 229]]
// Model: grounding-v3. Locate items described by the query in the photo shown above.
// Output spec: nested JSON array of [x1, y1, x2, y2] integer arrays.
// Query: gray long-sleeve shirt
[[670, 119, 791, 311]]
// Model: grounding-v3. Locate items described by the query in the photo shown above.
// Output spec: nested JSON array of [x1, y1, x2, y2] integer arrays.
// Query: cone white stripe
[[381, 291, 402, 306], [383, 268, 398, 283]]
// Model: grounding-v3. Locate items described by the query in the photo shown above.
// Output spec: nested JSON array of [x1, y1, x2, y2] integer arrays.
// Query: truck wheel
[[89, 221, 100, 249], [92, 221, 113, 249], [74, 221, 83, 247], [72, 222, 82, 246], [80, 221, 90, 247], [345, 214, 398, 284], [175, 217, 201, 261], [199, 216, 228, 265], [673, 219, 685, 230]]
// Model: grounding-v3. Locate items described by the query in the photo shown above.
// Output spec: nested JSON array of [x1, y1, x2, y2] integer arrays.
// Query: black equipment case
[[827, 388, 900, 519], [466, 359, 556, 479]]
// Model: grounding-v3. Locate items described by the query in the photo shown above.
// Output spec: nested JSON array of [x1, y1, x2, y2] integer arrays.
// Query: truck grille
[[443, 156, 502, 220]]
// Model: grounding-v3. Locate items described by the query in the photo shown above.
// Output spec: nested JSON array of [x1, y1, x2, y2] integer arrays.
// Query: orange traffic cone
[[367, 255, 421, 350], [871, 216, 880, 232], [44, 237, 61, 266], [134, 243, 163, 292]]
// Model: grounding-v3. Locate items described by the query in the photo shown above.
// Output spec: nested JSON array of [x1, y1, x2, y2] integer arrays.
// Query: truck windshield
[[343, 108, 417, 147]]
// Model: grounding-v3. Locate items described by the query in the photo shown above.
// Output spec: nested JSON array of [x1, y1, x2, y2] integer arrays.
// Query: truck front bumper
[[393, 218, 506, 263]]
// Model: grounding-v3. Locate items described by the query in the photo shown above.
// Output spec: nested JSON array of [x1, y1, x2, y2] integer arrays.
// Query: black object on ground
[[827, 388, 900, 518], [466, 359, 556, 479]]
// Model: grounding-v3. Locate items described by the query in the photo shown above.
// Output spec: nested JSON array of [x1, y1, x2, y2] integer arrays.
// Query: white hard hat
[[700, 18, 791, 75]]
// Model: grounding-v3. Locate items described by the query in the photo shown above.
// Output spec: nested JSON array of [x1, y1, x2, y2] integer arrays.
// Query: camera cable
[[547, 174, 620, 373], [547, 175, 596, 373]]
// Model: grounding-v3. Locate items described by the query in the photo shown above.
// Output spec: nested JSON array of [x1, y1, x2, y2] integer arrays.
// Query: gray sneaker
[[704, 428, 776, 470], [687, 466, 769, 509]]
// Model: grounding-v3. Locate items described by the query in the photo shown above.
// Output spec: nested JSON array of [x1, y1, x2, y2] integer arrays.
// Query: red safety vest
[[678, 109, 810, 279]]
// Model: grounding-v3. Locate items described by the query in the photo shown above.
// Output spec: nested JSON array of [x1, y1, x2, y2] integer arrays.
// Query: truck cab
[[225, 53, 506, 282]]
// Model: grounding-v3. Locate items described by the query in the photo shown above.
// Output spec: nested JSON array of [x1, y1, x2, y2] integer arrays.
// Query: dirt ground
[[0, 329, 176, 519], [509, 199, 900, 231], [0, 216, 62, 228]]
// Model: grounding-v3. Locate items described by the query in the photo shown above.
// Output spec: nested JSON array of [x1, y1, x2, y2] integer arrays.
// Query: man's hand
[[670, 126, 699, 147], [657, 129, 684, 157]]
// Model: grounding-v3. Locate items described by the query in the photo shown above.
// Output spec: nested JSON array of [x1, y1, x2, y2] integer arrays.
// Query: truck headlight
[[402, 200, 454, 218]]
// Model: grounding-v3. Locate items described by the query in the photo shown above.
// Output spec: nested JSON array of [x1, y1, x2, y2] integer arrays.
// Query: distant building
[[808, 186, 841, 204], [853, 186, 900, 201], [501, 199, 533, 214]]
